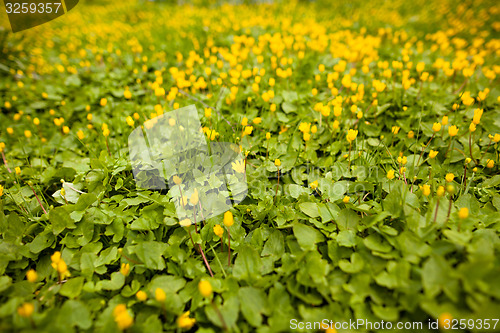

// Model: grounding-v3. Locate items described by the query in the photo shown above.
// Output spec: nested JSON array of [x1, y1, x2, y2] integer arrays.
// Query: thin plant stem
[[198, 244, 214, 277], [1, 151, 11, 173], [433, 198, 440, 223], [416, 133, 435, 166], [211, 300, 228, 331], [227, 228, 231, 267], [28, 183, 48, 215], [274, 167, 280, 203]]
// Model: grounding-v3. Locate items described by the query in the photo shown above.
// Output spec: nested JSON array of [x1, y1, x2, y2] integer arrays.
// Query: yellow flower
[[62, 126, 70, 134], [445, 173, 455, 182], [472, 108, 483, 125], [448, 125, 458, 137], [436, 186, 445, 197], [33, 117, 40, 125], [113, 304, 134, 330], [120, 263, 130, 276], [60, 188, 66, 197], [173, 175, 182, 185], [205, 108, 212, 118], [241, 117, 248, 126], [429, 150, 439, 158], [432, 122, 442, 132], [155, 288, 166, 302], [51, 251, 61, 264], [438, 313, 453, 329], [87, 113, 93, 121], [231, 160, 245, 174], [492, 134, 500, 143], [136, 290, 147, 301], [469, 123, 476, 132], [253, 117, 262, 124], [77, 130, 85, 140], [126, 116, 135, 127], [213, 224, 224, 238], [465, 158, 471, 164], [420, 184, 431, 196], [100, 98, 107, 106], [103, 128, 110, 137], [387, 169, 395, 180], [266, 132, 271, 140], [486, 159, 494, 168], [57, 260, 68, 275], [270, 104, 276, 112], [303, 132, 311, 141], [407, 131, 415, 139], [6, 128, 13, 135], [346, 129, 358, 143], [179, 219, 191, 227], [178, 311, 196, 330], [15, 167, 21, 176], [133, 113, 140, 120], [342, 196, 350, 204], [274, 159, 281, 167], [223, 211, 234, 227], [0, 184, 4, 197], [26, 269, 37, 282], [155, 87, 165, 97], [391, 126, 400, 134], [458, 207, 469, 219], [311, 125, 317, 134], [24, 130, 32, 138], [472, 167, 478, 172], [244, 126, 253, 135], [169, 118, 176, 126], [310, 180, 318, 190], [299, 122, 311, 133], [124, 90, 132, 99], [198, 279, 213, 298], [447, 184, 456, 194], [190, 189, 199, 205], [397, 156, 407, 165], [441, 116, 449, 125], [17, 303, 34, 318]]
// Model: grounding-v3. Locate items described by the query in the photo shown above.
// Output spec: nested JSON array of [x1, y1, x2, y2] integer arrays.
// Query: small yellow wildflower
[[178, 311, 196, 330], [155, 288, 166, 302], [120, 263, 130, 276], [198, 279, 213, 298], [213, 224, 224, 238], [448, 125, 458, 137], [458, 208, 469, 219], [223, 211, 234, 227], [26, 269, 37, 282]]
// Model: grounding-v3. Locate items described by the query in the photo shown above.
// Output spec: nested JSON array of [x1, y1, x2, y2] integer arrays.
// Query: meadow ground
[[0, 0, 499, 332]]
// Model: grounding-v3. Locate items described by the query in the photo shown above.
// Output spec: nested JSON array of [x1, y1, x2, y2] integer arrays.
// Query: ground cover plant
[[0, 0, 499, 331]]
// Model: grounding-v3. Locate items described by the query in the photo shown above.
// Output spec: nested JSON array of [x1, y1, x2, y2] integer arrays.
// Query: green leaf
[[132, 241, 167, 270], [59, 277, 85, 299], [238, 286, 267, 327], [336, 230, 358, 247], [299, 202, 319, 218], [97, 272, 125, 291], [57, 300, 92, 329], [261, 230, 284, 260], [292, 222, 325, 251], [50, 206, 76, 235], [233, 244, 262, 282], [338, 253, 364, 273]]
